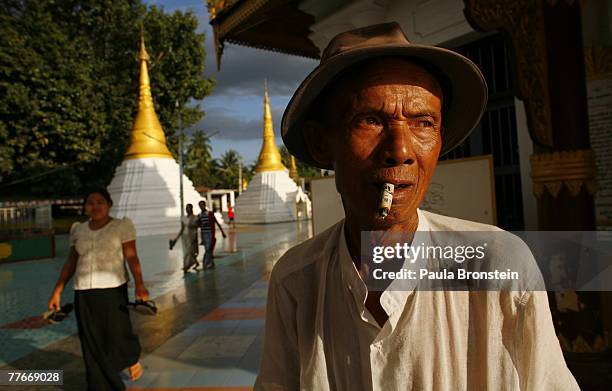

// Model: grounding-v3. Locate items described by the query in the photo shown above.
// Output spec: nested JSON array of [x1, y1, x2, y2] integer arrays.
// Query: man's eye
[[417, 119, 434, 128], [357, 115, 382, 127]]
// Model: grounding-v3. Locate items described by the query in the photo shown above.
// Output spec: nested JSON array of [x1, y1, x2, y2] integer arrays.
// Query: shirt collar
[[338, 209, 433, 328], [338, 221, 369, 319]]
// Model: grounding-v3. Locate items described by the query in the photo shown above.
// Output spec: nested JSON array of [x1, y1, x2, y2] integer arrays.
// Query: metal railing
[[0, 204, 53, 240]]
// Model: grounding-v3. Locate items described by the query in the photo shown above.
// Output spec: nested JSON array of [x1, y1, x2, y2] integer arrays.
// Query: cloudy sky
[[145, 0, 318, 165]]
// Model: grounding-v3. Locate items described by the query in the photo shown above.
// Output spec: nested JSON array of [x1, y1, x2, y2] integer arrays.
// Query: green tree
[[0, 0, 214, 197], [141, 6, 214, 154], [184, 130, 214, 188], [244, 161, 257, 183], [213, 149, 242, 189], [279, 145, 320, 178]]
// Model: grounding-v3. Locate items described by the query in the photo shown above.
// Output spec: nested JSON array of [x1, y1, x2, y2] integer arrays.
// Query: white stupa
[[107, 36, 203, 236], [235, 81, 311, 224]]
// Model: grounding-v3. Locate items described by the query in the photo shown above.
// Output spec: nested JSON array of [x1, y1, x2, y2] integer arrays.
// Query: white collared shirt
[[255, 209, 579, 391], [70, 217, 136, 290]]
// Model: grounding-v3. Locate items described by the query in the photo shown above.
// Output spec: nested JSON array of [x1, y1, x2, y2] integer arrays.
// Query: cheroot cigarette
[[378, 183, 394, 219]]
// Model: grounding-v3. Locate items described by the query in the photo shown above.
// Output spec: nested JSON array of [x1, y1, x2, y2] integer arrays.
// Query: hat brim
[[281, 43, 488, 169]]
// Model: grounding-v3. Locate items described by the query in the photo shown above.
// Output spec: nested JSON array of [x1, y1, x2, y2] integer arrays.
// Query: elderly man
[[255, 23, 579, 390]]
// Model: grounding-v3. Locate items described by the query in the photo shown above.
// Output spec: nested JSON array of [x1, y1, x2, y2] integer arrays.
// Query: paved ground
[[0, 221, 312, 390]]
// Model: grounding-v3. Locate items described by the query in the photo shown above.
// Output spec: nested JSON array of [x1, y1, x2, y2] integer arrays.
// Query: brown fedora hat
[[281, 22, 488, 169]]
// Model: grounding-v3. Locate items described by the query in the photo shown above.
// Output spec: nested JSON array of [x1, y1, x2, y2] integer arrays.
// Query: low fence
[[0, 201, 56, 263]]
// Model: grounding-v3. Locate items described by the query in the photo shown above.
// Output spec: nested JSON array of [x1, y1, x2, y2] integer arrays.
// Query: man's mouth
[[373, 182, 414, 190], [394, 183, 413, 190]]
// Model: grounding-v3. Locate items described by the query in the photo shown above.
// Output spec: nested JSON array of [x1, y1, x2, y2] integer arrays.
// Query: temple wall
[[582, 0, 612, 231], [235, 171, 301, 224], [107, 158, 204, 236]]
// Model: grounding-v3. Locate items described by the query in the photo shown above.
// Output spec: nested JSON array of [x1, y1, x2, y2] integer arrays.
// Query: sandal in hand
[[126, 300, 158, 316], [42, 303, 74, 324]]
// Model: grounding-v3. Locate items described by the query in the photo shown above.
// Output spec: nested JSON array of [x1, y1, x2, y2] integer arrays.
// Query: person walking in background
[[197, 200, 225, 269], [210, 206, 227, 260], [48, 188, 148, 390], [227, 205, 235, 226], [171, 203, 199, 272]]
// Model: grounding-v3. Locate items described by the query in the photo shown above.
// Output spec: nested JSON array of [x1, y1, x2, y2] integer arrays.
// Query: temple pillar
[[465, 0, 608, 386]]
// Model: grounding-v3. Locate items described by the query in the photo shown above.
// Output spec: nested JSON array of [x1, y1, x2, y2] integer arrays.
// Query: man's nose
[[380, 125, 416, 166]]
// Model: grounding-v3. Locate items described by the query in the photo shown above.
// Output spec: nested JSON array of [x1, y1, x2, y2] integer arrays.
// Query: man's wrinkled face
[[309, 58, 443, 228]]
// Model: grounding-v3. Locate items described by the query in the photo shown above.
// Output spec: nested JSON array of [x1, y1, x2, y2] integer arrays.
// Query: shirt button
[[347, 285, 352, 291]]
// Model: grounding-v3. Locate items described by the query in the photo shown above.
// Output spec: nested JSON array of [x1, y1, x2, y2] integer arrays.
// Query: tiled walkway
[[125, 279, 268, 389], [0, 221, 312, 390]]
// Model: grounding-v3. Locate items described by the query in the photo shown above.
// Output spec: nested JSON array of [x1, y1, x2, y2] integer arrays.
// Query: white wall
[[387, 0, 475, 45], [514, 99, 538, 230], [303, 0, 476, 50]]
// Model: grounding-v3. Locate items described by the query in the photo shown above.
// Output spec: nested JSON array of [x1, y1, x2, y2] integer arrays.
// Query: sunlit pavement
[[0, 220, 312, 390]]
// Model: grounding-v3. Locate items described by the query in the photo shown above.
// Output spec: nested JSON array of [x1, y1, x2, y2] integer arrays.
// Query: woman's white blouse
[[70, 217, 136, 290]]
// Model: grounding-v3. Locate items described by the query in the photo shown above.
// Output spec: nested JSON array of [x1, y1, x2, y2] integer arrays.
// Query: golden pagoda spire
[[124, 32, 173, 160], [255, 79, 286, 172], [289, 155, 299, 182]]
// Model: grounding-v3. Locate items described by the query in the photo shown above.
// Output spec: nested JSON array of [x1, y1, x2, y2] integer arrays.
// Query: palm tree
[[279, 145, 319, 178], [213, 149, 242, 189], [184, 130, 214, 187]]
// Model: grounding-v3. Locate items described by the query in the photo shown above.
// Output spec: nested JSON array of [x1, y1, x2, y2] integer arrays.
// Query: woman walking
[[48, 188, 147, 390], [172, 203, 199, 271]]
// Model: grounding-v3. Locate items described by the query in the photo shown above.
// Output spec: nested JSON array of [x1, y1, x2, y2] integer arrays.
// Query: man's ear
[[302, 119, 333, 167]]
